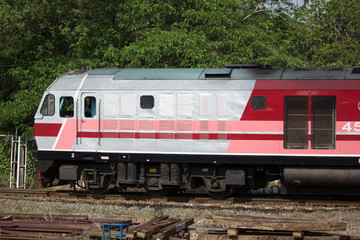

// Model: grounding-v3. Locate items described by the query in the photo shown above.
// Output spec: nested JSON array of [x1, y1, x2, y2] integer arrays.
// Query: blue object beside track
[[102, 223, 129, 240]]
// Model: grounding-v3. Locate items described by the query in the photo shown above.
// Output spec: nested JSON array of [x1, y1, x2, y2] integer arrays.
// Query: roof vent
[[294, 67, 319, 71], [204, 68, 232, 78], [89, 68, 120, 75]]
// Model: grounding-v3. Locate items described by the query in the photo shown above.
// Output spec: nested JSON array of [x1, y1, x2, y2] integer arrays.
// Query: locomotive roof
[[47, 67, 360, 91]]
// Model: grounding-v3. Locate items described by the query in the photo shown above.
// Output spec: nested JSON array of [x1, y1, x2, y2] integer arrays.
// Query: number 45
[[342, 122, 360, 132]]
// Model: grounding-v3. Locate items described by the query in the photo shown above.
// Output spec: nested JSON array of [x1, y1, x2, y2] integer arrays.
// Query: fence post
[[9, 135, 14, 188], [16, 136, 20, 188], [9, 135, 27, 189]]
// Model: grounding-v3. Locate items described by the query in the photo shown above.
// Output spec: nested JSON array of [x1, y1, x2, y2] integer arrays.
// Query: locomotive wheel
[[85, 176, 111, 194], [207, 187, 234, 199]]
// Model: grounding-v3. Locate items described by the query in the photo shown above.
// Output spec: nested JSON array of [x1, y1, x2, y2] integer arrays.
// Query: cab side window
[[84, 96, 96, 117], [40, 94, 55, 116], [60, 96, 74, 118]]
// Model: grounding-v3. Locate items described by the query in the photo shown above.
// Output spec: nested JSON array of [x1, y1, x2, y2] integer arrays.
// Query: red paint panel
[[177, 121, 193, 131], [119, 132, 135, 138], [78, 132, 98, 138], [338, 91, 360, 121], [78, 131, 283, 141], [227, 134, 283, 141], [175, 133, 193, 139], [193, 133, 200, 140], [159, 120, 174, 130], [34, 123, 62, 137], [217, 133, 227, 140], [157, 133, 174, 139], [136, 132, 154, 139], [55, 119, 76, 150], [254, 79, 360, 90], [102, 132, 118, 138], [244, 80, 360, 123], [120, 120, 135, 130], [199, 133, 209, 140], [80, 119, 284, 133], [337, 135, 360, 141], [208, 133, 218, 140], [139, 120, 155, 130], [103, 120, 117, 130], [241, 86, 343, 122]]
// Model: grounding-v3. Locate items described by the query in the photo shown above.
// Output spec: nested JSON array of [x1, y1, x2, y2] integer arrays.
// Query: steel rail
[[0, 188, 360, 209]]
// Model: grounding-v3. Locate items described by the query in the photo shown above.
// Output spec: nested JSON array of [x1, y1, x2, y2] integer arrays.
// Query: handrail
[[98, 99, 101, 145], [76, 99, 79, 145]]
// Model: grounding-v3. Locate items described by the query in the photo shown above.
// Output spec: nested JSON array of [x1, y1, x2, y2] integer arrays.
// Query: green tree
[[1, 0, 360, 138], [1, 0, 360, 182], [311, 0, 360, 66]]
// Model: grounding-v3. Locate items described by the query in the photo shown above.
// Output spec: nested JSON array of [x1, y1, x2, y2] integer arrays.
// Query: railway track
[[1, 188, 360, 239], [1, 187, 360, 209], [1, 212, 350, 240]]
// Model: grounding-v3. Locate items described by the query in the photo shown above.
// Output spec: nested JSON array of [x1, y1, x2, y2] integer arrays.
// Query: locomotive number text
[[342, 122, 360, 132]]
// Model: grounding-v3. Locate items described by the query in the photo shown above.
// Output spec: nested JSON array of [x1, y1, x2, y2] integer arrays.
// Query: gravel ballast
[[1, 195, 360, 236]]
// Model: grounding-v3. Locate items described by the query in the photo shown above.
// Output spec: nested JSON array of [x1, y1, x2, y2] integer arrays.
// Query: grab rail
[[98, 99, 101, 145], [76, 99, 79, 145]]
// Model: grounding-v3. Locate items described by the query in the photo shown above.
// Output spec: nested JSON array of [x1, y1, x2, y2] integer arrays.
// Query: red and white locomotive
[[34, 65, 360, 196]]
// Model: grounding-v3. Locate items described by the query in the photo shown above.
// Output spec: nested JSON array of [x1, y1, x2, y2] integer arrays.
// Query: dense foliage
[[0, 0, 359, 183], [0, 0, 359, 137], [0, 136, 11, 186]]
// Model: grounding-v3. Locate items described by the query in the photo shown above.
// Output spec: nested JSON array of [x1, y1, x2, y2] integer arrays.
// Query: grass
[[214, 211, 228, 217], [0, 174, 10, 188]]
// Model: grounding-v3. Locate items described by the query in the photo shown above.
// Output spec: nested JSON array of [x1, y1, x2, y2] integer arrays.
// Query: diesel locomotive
[[34, 65, 360, 197]]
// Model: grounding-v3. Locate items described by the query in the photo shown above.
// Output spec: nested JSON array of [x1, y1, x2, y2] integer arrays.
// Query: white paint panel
[[159, 94, 175, 116], [218, 94, 227, 116], [121, 94, 136, 116], [104, 94, 119, 117], [177, 94, 193, 117], [199, 94, 210, 116]]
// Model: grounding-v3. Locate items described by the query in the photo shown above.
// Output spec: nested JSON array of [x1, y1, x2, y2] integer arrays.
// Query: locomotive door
[[79, 93, 100, 148]]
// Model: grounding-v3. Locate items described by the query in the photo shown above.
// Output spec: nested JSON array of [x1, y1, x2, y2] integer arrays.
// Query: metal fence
[[0, 135, 31, 189]]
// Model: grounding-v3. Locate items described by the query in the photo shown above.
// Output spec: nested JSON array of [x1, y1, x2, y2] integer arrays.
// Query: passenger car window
[[40, 94, 55, 116], [84, 97, 96, 118], [140, 95, 154, 109], [59, 97, 74, 118]]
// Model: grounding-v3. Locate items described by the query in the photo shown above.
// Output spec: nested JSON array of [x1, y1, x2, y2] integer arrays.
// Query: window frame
[[84, 96, 96, 118], [311, 96, 336, 149], [40, 94, 55, 116], [283, 95, 337, 150], [251, 96, 266, 110], [140, 95, 155, 109], [59, 96, 74, 118], [283, 96, 309, 149]]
